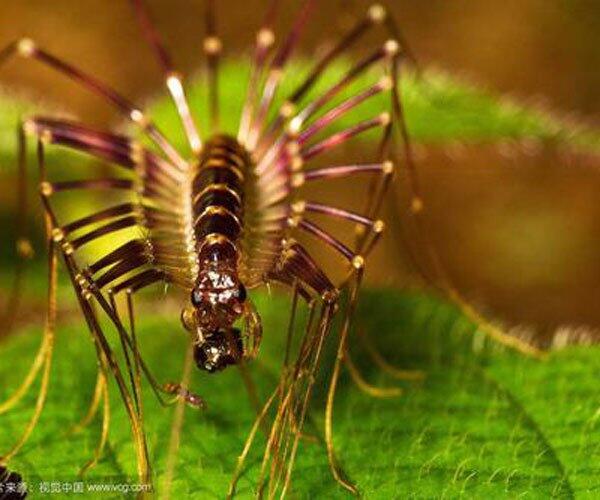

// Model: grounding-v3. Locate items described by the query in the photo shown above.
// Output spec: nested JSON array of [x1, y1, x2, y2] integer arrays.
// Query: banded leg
[[246, 0, 317, 150], [25, 122, 205, 397], [0, 229, 57, 465], [71, 361, 106, 434], [267, 288, 323, 496], [367, 15, 544, 356], [261, 279, 317, 496], [250, 13, 407, 256], [254, 299, 335, 498], [78, 347, 111, 477], [383, 39, 546, 357], [0, 125, 34, 339], [255, 3, 416, 156], [27, 136, 186, 484], [163, 341, 196, 500], [0, 39, 186, 169], [273, 245, 367, 495], [0, 113, 150, 421], [262, 246, 341, 496], [290, 201, 413, 396], [39, 172, 154, 485], [271, 241, 336, 298], [274, 234, 396, 495], [62, 256, 152, 485], [256, 41, 398, 175], [237, 0, 279, 145], [105, 281, 205, 410], [233, 295, 319, 498], [33, 123, 198, 477], [268, 255, 384, 496], [106, 272, 205, 409], [227, 281, 312, 499], [321, 259, 365, 495], [108, 291, 144, 416], [203, 0, 221, 131], [129, 0, 202, 153], [229, 244, 335, 497], [277, 299, 337, 498], [278, 32, 424, 407], [0, 124, 43, 416], [291, 200, 385, 261], [36, 136, 154, 482]]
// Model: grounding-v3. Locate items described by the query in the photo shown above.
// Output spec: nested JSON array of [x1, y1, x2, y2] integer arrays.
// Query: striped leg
[[228, 243, 336, 497], [94, 269, 205, 409], [0, 226, 57, 465], [261, 298, 337, 498], [108, 291, 144, 416], [269, 292, 329, 495], [61, 255, 152, 485], [227, 280, 312, 499], [0, 39, 186, 169], [255, 3, 416, 156], [262, 242, 363, 496], [357, 10, 545, 357], [246, 0, 317, 151], [41, 136, 154, 483], [238, 0, 279, 145], [383, 37, 546, 357], [277, 298, 338, 497], [1, 129, 185, 481], [77, 345, 111, 477], [0, 114, 149, 420], [34, 121, 197, 406], [265, 247, 374, 496], [162, 340, 196, 500], [256, 42, 398, 174], [203, 0, 222, 131], [71, 357, 106, 435], [0, 124, 42, 416], [321, 260, 364, 495], [129, 0, 202, 153], [35, 152, 153, 484], [0, 125, 34, 339], [265, 283, 327, 497]]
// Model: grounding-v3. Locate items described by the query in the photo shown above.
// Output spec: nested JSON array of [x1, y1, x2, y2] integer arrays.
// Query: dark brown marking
[[192, 134, 252, 260]]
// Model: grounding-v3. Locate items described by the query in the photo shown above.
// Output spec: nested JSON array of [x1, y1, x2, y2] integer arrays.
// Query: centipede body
[[0, 1, 429, 496]]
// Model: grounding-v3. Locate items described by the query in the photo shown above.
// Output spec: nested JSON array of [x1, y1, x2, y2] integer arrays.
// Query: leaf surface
[[0, 292, 598, 498]]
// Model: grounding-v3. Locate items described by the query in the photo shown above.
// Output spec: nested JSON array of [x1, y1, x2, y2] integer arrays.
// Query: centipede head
[[193, 327, 244, 373], [181, 263, 248, 372]]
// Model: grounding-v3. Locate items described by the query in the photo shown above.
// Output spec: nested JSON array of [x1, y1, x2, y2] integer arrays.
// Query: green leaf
[[1, 291, 598, 497], [1, 59, 598, 498]]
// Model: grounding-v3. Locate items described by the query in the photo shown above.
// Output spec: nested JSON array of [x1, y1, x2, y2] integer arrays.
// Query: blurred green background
[[0, 0, 599, 337], [0, 2, 599, 497]]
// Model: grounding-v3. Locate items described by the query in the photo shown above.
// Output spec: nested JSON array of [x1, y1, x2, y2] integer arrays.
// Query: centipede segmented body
[[0, 0, 543, 496]]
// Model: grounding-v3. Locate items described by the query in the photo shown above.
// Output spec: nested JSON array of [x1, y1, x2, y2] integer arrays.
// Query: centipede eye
[[191, 288, 203, 307], [237, 284, 247, 302]]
